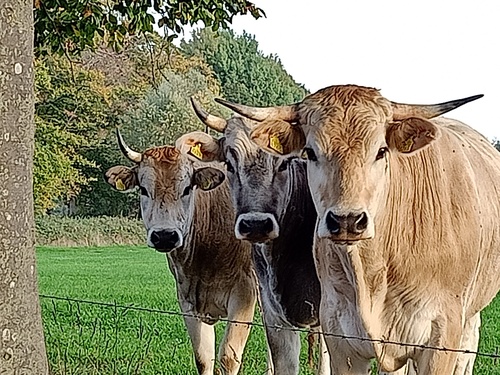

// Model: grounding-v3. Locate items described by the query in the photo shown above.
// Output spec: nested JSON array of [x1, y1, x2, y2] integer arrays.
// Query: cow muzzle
[[318, 210, 374, 243], [235, 213, 279, 243], [148, 228, 183, 252]]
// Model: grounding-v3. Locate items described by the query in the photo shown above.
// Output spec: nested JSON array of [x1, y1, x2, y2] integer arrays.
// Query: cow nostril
[[326, 212, 341, 234], [263, 218, 274, 233], [355, 212, 368, 232], [239, 219, 252, 234], [150, 231, 161, 246], [166, 231, 179, 244]]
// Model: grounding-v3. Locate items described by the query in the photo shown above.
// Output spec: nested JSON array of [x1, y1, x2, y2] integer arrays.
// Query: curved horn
[[215, 98, 299, 122], [190, 97, 227, 133], [116, 129, 142, 163], [391, 94, 483, 121]]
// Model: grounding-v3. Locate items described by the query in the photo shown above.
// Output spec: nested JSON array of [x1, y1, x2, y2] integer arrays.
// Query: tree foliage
[[33, 27, 311, 216], [34, 0, 264, 55], [181, 28, 308, 106], [74, 35, 225, 217]]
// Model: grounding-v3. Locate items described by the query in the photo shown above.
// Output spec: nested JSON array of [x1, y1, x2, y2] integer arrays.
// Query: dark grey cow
[[175, 100, 330, 375]]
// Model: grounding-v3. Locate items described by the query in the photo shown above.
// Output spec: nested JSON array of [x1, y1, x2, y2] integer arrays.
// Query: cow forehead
[[299, 85, 392, 155], [139, 146, 190, 195], [225, 117, 268, 160]]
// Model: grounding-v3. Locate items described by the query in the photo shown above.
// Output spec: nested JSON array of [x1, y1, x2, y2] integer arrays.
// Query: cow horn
[[116, 129, 142, 163], [215, 98, 299, 122], [391, 94, 484, 121], [190, 97, 227, 133]]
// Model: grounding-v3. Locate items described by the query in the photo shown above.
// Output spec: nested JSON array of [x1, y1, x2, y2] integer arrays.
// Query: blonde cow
[[105, 131, 257, 375], [214, 85, 497, 375]]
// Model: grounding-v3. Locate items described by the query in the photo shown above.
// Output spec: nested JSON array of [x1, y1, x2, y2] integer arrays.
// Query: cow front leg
[[415, 314, 462, 375], [218, 303, 255, 374], [184, 316, 216, 375], [264, 319, 301, 375], [316, 329, 332, 375], [453, 312, 480, 375]]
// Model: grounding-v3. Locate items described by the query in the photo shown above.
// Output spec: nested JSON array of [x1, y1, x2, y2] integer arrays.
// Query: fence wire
[[40, 294, 500, 360]]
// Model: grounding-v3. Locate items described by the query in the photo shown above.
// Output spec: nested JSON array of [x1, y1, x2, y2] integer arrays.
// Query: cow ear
[[250, 119, 305, 156], [192, 167, 225, 191], [104, 166, 138, 192], [387, 117, 441, 154], [175, 131, 222, 162]]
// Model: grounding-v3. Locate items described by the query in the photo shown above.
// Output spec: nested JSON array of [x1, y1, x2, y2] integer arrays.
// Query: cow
[[211, 86, 495, 375], [174, 99, 329, 375], [104, 131, 258, 375]]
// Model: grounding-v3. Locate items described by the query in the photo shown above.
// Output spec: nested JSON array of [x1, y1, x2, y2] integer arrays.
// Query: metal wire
[[39, 294, 500, 360]]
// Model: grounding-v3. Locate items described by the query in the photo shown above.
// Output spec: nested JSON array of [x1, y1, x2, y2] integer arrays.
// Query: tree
[[34, 0, 264, 55], [0, 1, 49, 373], [181, 28, 308, 106], [74, 34, 225, 216]]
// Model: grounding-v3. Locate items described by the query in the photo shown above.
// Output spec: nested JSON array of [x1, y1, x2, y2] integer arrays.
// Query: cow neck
[[258, 162, 321, 326], [175, 179, 250, 271], [336, 145, 466, 340], [272, 162, 317, 259]]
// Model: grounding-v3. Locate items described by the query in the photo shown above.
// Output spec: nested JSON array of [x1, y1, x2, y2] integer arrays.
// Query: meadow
[[37, 245, 500, 374]]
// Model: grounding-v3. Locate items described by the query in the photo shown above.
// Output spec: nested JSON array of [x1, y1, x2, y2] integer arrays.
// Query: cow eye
[[301, 147, 317, 162], [139, 186, 149, 197], [225, 160, 235, 174], [376, 147, 388, 161], [181, 185, 192, 197]]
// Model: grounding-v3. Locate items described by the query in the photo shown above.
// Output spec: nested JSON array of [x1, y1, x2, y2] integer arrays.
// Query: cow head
[[105, 130, 225, 252], [175, 99, 302, 243], [215, 86, 482, 244]]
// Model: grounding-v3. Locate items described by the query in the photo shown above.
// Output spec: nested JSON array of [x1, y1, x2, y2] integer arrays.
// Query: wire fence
[[40, 293, 500, 361]]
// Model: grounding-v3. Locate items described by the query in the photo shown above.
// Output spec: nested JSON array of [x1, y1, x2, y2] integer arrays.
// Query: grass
[[37, 245, 313, 375], [37, 245, 500, 374]]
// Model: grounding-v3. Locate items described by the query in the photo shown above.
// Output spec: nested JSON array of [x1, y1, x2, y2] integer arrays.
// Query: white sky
[[179, 0, 500, 140]]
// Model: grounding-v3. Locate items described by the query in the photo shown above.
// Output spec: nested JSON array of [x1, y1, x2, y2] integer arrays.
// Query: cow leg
[[415, 314, 462, 375], [316, 329, 331, 375], [264, 340, 275, 375], [184, 316, 216, 375], [453, 312, 480, 375], [379, 359, 417, 375], [264, 316, 301, 375], [218, 291, 256, 375]]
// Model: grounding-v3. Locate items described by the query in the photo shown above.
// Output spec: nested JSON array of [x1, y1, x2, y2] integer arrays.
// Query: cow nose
[[235, 213, 279, 242], [150, 230, 180, 252], [326, 212, 369, 235], [239, 218, 273, 235]]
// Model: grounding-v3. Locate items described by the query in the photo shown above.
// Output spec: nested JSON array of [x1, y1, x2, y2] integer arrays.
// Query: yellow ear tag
[[269, 136, 283, 154], [201, 179, 212, 190], [300, 149, 308, 160], [115, 179, 126, 191], [401, 138, 414, 152], [190, 143, 203, 160]]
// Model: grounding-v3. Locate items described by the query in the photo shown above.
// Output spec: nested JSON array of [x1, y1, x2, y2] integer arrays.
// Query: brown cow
[[214, 86, 495, 375], [104, 131, 257, 375]]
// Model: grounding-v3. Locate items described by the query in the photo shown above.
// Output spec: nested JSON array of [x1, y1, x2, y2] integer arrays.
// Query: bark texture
[[0, 0, 49, 373]]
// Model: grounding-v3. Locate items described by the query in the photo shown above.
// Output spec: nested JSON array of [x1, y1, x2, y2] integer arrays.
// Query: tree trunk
[[0, 0, 49, 373]]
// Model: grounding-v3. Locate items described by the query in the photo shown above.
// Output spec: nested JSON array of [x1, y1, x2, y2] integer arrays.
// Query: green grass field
[[37, 245, 500, 374]]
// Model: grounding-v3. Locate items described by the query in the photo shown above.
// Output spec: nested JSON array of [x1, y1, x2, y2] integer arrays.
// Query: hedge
[[35, 216, 145, 247]]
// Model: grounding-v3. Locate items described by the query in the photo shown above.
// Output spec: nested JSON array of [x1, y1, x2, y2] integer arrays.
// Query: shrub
[[35, 216, 146, 247]]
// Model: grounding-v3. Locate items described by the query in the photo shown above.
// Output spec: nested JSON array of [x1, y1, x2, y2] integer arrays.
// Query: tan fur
[[248, 85, 498, 375], [176, 131, 223, 162], [250, 119, 306, 155]]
